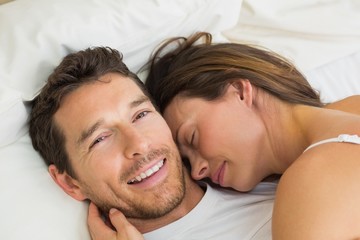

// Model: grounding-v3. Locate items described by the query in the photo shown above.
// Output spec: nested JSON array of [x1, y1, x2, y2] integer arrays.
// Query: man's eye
[[134, 111, 149, 121], [90, 136, 106, 149]]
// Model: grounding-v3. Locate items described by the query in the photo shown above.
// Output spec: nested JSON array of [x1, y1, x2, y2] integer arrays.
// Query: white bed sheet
[[305, 49, 360, 103], [224, 0, 360, 72]]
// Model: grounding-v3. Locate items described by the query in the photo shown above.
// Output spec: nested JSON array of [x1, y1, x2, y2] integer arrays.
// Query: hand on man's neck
[[129, 173, 205, 233]]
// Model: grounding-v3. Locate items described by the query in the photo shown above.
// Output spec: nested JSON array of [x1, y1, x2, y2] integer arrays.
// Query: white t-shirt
[[143, 182, 276, 240]]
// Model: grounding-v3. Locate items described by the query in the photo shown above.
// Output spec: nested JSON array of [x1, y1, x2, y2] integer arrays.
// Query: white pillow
[[0, 0, 242, 147], [0, 86, 28, 147], [0, 0, 243, 239], [0, 134, 90, 239], [0, 0, 241, 101]]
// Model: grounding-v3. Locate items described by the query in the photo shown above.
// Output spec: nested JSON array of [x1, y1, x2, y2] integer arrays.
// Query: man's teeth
[[129, 160, 164, 184]]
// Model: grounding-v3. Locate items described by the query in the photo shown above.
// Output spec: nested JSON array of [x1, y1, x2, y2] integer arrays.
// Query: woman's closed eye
[[188, 131, 195, 147]]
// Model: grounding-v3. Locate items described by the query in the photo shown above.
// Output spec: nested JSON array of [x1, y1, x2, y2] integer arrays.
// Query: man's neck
[[130, 176, 204, 233]]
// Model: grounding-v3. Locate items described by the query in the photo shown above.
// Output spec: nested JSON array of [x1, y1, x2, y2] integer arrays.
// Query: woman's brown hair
[[144, 32, 322, 113]]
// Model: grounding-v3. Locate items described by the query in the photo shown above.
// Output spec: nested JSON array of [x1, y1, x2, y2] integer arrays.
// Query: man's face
[[54, 73, 185, 219]]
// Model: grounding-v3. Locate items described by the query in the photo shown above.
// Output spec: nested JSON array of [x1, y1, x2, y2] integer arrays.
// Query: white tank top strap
[[304, 134, 360, 152]]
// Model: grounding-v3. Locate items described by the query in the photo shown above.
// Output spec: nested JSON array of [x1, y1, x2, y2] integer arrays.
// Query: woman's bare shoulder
[[325, 95, 360, 115], [272, 145, 360, 239]]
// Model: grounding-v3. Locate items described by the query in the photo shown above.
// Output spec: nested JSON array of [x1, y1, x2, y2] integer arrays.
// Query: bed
[[0, 0, 359, 239]]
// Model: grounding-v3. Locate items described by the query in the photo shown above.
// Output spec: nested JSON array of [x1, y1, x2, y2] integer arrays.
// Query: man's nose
[[123, 127, 150, 159]]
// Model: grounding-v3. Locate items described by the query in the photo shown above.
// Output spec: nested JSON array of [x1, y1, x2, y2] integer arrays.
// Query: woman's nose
[[190, 156, 210, 180]]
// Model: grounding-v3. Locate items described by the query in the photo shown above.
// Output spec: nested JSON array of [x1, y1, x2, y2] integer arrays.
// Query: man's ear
[[48, 164, 87, 201], [231, 79, 253, 107]]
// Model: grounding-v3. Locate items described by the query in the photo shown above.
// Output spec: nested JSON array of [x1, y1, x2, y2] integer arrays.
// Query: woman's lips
[[218, 162, 226, 186], [212, 162, 226, 186]]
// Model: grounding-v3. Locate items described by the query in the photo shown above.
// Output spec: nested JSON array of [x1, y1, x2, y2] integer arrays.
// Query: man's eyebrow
[[76, 95, 150, 148], [130, 95, 150, 108], [77, 119, 104, 148]]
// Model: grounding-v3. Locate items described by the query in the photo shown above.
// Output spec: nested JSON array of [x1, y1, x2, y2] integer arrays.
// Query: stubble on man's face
[[79, 146, 186, 219]]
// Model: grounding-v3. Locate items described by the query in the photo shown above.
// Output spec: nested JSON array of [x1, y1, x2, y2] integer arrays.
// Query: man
[[29, 46, 276, 240]]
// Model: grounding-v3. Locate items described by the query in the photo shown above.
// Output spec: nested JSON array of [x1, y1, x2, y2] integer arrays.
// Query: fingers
[[87, 202, 115, 240], [87, 203, 144, 240], [108, 208, 144, 240], [108, 208, 127, 228]]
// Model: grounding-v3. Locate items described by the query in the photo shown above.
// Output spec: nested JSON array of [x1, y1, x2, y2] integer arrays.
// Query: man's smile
[[128, 159, 165, 184]]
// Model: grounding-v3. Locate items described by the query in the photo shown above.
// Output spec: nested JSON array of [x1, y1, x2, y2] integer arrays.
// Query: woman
[[144, 32, 360, 239]]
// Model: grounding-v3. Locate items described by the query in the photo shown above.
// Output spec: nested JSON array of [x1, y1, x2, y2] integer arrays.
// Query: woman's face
[[163, 83, 272, 191]]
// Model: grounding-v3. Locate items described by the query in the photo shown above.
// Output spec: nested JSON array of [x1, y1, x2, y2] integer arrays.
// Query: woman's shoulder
[[272, 143, 360, 239], [280, 139, 360, 195], [325, 95, 360, 115], [280, 140, 360, 189]]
